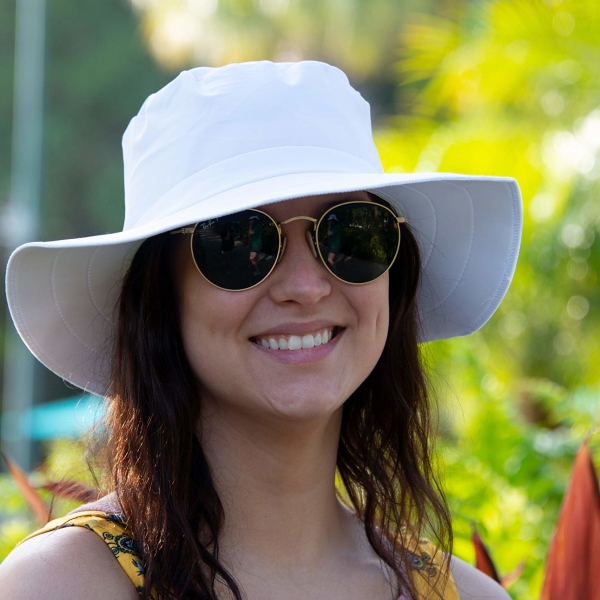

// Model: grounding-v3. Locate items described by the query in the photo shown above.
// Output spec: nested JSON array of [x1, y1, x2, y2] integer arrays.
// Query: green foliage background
[[1, 0, 599, 598]]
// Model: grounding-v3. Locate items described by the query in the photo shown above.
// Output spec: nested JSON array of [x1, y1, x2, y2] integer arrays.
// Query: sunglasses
[[171, 200, 405, 291]]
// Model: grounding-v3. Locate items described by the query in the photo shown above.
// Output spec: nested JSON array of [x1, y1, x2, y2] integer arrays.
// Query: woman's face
[[174, 191, 390, 423]]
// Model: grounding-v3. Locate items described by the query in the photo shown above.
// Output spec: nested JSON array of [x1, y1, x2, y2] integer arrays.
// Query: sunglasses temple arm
[[170, 228, 196, 234]]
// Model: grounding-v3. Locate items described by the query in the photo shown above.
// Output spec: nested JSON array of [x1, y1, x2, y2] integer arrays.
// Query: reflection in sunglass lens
[[316, 203, 400, 284], [191, 210, 280, 290]]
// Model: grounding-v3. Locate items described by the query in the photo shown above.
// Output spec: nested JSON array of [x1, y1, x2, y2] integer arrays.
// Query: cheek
[[353, 276, 389, 348], [329, 276, 389, 401], [177, 273, 252, 394]]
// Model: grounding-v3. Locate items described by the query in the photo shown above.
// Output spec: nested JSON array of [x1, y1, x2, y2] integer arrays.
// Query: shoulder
[[67, 491, 121, 514], [0, 522, 138, 600], [450, 554, 510, 600]]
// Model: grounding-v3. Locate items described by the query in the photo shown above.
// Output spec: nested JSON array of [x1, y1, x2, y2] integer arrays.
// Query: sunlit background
[[1, 0, 599, 597]]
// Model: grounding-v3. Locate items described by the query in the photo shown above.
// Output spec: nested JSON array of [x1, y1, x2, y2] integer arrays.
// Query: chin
[[261, 388, 346, 422]]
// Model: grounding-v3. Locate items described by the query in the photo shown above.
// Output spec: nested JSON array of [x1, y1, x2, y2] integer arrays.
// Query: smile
[[251, 327, 341, 351]]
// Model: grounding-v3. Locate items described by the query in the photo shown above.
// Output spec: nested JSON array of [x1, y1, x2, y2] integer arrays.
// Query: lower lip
[[250, 329, 345, 364]]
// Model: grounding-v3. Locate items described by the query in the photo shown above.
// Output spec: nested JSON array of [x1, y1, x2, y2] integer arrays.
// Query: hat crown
[[122, 61, 383, 230]]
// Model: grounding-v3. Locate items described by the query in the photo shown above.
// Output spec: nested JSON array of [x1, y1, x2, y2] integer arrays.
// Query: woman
[[0, 61, 521, 599]]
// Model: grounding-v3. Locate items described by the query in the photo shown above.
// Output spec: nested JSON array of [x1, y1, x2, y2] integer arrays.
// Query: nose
[[267, 222, 332, 306]]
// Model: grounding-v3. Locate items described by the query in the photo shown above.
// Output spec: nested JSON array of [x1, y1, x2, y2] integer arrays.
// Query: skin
[[0, 191, 509, 600]]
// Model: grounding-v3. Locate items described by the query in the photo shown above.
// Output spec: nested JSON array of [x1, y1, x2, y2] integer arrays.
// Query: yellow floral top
[[22, 511, 152, 598], [22, 511, 459, 599]]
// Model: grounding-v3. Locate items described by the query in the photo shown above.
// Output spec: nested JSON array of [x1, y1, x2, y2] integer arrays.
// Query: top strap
[[20, 512, 459, 599], [20, 511, 151, 598], [403, 537, 460, 600]]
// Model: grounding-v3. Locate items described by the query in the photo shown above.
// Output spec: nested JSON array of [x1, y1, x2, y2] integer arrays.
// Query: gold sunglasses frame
[[171, 200, 406, 292]]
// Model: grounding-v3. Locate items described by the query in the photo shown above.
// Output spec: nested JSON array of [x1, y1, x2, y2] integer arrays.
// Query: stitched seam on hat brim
[[5, 250, 61, 367], [370, 187, 445, 343], [87, 247, 115, 326], [6, 250, 103, 394], [463, 179, 522, 336], [370, 186, 438, 270], [423, 181, 475, 313], [374, 181, 476, 314], [51, 249, 99, 355], [376, 180, 521, 341], [9, 239, 148, 394]]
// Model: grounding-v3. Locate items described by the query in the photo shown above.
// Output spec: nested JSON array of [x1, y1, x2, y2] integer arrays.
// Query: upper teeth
[[254, 328, 336, 351]]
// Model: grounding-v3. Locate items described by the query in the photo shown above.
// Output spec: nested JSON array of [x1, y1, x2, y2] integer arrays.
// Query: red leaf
[[39, 480, 99, 503], [542, 440, 600, 600], [500, 559, 525, 590], [471, 525, 501, 583], [1, 453, 51, 526]]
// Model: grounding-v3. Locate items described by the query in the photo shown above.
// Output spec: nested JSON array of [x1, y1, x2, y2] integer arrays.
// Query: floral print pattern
[[21, 511, 155, 598], [22, 511, 458, 599]]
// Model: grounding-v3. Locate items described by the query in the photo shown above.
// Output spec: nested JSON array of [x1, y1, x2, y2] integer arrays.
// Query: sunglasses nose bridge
[[276, 216, 319, 264]]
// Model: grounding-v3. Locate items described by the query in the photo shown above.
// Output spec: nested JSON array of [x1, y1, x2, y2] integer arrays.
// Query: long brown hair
[[106, 197, 452, 599]]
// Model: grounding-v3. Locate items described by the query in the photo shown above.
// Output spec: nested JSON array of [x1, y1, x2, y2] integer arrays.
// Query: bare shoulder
[[0, 525, 138, 600], [450, 555, 511, 600]]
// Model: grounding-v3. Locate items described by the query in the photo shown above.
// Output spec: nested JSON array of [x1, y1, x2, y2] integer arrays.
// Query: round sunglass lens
[[191, 210, 279, 290], [316, 203, 400, 284]]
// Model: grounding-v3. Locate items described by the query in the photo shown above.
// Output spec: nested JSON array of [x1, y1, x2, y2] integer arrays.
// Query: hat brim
[[6, 171, 522, 395]]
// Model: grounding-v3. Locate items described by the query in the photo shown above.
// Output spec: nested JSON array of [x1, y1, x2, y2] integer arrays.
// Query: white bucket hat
[[5, 60, 522, 396]]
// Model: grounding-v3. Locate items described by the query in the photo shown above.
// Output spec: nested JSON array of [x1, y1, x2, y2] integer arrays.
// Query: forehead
[[257, 190, 371, 221]]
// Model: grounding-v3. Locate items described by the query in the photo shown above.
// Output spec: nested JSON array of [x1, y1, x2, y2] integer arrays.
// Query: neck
[[198, 398, 359, 573]]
